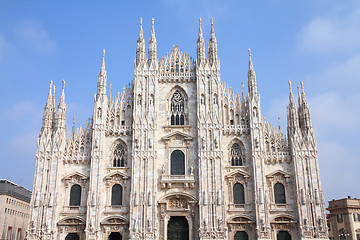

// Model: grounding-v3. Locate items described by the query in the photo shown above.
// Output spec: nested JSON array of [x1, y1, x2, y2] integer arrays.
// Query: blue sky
[[0, 0, 359, 203]]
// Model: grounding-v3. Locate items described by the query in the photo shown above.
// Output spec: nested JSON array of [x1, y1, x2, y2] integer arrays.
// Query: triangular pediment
[[266, 170, 290, 179], [161, 131, 193, 142], [104, 171, 130, 181], [63, 172, 88, 181], [225, 169, 250, 179]]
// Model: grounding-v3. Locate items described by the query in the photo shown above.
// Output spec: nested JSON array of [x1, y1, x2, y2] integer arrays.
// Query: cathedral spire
[[298, 81, 313, 134], [136, 18, 146, 66], [42, 80, 54, 129], [148, 18, 157, 63], [197, 18, 205, 64], [208, 18, 218, 65], [97, 49, 107, 97], [56, 80, 67, 129], [247, 49, 257, 95], [288, 80, 295, 105]]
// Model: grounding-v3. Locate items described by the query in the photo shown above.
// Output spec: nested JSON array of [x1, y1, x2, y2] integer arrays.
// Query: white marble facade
[[27, 18, 329, 240]]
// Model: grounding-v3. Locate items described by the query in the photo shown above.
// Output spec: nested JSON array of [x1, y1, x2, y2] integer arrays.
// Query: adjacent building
[[327, 197, 360, 240], [0, 179, 32, 240], [28, 18, 329, 240]]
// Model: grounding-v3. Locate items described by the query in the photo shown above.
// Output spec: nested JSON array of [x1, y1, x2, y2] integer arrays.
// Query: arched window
[[69, 184, 81, 206], [233, 183, 245, 204], [274, 183, 286, 204], [113, 143, 126, 167], [111, 184, 123, 206], [170, 91, 185, 125], [171, 150, 185, 175], [230, 143, 243, 166]]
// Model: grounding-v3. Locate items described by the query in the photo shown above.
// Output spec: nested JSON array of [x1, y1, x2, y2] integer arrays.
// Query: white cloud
[[297, 6, 360, 53], [309, 92, 360, 136], [1, 101, 39, 121], [318, 140, 359, 201], [314, 54, 360, 92], [9, 131, 38, 158], [15, 20, 57, 54]]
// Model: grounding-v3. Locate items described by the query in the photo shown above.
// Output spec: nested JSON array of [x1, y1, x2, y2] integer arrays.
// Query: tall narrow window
[[170, 91, 185, 125], [113, 143, 126, 167], [230, 143, 243, 166], [274, 183, 286, 204], [171, 150, 185, 175], [111, 184, 123, 206], [69, 184, 81, 206], [233, 183, 245, 204]]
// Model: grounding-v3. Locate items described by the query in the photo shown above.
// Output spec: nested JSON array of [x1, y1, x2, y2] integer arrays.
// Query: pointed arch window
[[274, 182, 286, 204], [113, 143, 126, 167], [233, 183, 245, 204], [111, 184, 123, 206], [230, 143, 243, 166], [170, 91, 185, 125], [69, 184, 81, 206], [171, 150, 185, 175]]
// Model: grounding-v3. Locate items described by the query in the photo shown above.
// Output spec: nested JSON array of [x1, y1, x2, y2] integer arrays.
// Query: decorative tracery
[[113, 143, 126, 167], [171, 91, 185, 125], [230, 143, 243, 166]]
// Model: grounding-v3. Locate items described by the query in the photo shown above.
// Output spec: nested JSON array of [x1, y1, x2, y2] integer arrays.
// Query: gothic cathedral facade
[[27, 19, 329, 240]]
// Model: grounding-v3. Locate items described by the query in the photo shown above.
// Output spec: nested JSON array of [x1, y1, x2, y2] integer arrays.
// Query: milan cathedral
[[27, 18, 329, 240]]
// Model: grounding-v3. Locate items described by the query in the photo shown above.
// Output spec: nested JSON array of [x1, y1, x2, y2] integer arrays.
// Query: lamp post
[[339, 232, 350, 239]]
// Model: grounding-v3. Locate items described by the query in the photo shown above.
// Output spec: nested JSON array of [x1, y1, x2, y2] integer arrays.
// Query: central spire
[[197, 18, 205, 64], [148, 18, 157, 63]]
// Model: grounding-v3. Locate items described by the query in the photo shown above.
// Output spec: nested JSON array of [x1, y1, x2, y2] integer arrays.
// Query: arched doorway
[[108, 232, 122, 240], [234, 231, 248, 240], [65, 233, 79, 240], [167, 216, 189, 240], [277, 231, 291, 240]]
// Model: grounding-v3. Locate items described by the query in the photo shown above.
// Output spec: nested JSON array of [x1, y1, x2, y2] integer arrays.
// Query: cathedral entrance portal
[[65, 233, 79, 240], [108, 232, 122, 240], [167, 216, 189, 240], [277, 231, 291, 240], [234, 231, 248, 240]]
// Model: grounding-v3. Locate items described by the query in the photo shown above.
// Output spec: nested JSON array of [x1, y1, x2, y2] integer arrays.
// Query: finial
[[62, 79, 65, 90], [278, 117, 281, 131], [199, 18, 202, 25], [300, 80, 305, 94], [288, 80, 292, 90], [242, 82, 245, 97], [297, 86, 300, 96], [138, 18, 143, 38], [248, 48, 253, 70], [210, 18, 215, 37], [152, 18, 154, 27], [101, 49, 106, 72], [49, 80, 53, 90]]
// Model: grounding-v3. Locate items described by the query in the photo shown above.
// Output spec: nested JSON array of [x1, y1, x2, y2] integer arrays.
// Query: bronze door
[[234, 231, 248, 240], [108, 232, 122, 240], [65, 233, 79, 240], [167, 216, 189, 240], [277, 231, 291, 240]]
